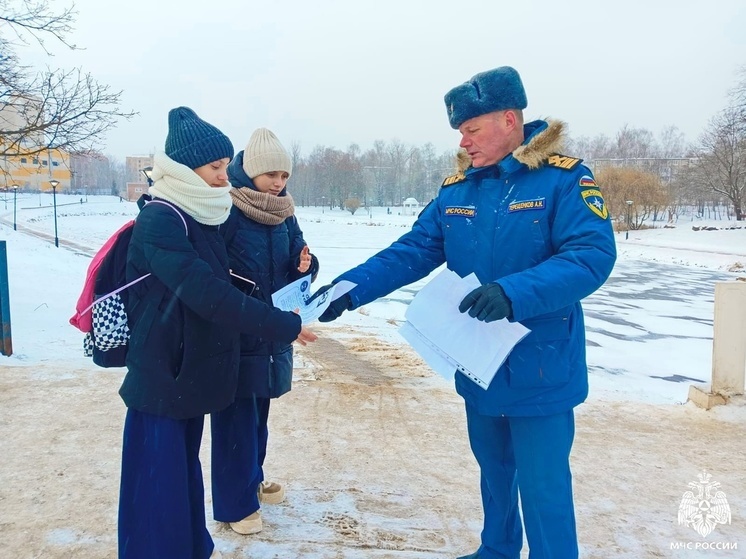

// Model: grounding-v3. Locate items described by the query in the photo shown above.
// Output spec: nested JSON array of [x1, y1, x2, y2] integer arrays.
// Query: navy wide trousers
[[210, 396, 271, 522], [118, 408, 213, 559]]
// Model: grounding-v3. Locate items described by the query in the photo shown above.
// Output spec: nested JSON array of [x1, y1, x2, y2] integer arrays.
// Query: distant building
[[0, 95, 71, 191], [126, 182, 149, 202], [2, 147, 71, 192], [126, 155, 154, 185]]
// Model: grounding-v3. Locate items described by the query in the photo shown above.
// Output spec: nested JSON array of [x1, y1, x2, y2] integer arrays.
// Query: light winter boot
[[209, 548, 222, 558], [258, 481, 285, 504], [229, 511, 262, 535]]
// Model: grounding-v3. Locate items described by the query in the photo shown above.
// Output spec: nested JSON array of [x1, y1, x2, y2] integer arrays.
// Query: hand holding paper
[[309, 284, 352, 322], [399, 269, 530, 389], [459, 283, 513, 322], [272, 276, 356, 324]]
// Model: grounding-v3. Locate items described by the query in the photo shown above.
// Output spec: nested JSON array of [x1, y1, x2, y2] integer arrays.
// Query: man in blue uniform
[[314, 66, 616, 558]]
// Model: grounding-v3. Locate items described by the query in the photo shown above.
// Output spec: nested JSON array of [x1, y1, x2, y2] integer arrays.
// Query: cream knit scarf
[[230, 187, 295, 225], [148, 151, 232, 226]]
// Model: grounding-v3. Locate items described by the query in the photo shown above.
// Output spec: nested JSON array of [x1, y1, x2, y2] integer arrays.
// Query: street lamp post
[[321, 196, 325, 214], [625, 200, 633, 240], [50, 179, 60, 247], [12, 186, 18, 231]]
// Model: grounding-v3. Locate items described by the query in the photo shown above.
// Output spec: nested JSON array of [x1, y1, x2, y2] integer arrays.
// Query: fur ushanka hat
[[444, 66, 528, 129]]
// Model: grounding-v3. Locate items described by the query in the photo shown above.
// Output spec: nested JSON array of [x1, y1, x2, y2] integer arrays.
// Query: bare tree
[[386, 139, 414, 206], [614, 125, 659, 159], [288, 141, 311, 206], [566, 133, 615, 162], [732, 64, 746, 117], [341, 143, 364, 204], [361, 140, 393, 206], [694, 104, 745, 220], [0, 0, 134, 161], [658, 125, 687, 158], [0, 0, 77, 51], [307, 146, 346, 208]]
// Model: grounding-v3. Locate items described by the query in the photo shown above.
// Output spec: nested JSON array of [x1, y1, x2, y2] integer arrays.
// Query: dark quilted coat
[[222, 153, 319, 398], [119, 195, 302, 419]]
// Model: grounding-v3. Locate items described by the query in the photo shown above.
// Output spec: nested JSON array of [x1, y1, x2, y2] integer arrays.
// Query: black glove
[[458, 283, 513, 323], [308, 283, 352, 322], [319, 293, 352, 322]]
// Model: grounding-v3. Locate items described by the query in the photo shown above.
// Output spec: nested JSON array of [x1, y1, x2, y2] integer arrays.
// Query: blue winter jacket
[[120, 195, 302, 419], [334, 120, 617, 416], [221, 152, 320, 399]]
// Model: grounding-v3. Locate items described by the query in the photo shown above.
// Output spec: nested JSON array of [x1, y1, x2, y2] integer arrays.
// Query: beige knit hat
[[242, 128, 293, 179]]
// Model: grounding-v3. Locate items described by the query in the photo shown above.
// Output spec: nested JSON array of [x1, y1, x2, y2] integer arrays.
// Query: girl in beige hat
[[210, 127, 320, 535]]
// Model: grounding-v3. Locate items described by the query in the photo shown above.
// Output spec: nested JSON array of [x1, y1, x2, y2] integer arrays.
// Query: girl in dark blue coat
[[210, 128, 319, 535], [118, 109, 313, 559]]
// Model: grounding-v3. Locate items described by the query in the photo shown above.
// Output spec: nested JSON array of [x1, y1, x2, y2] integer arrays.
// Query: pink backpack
[[69, 219, 135, 333], [69, 200, 188, 334]]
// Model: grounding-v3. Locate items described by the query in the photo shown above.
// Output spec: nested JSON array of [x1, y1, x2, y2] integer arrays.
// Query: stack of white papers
[[399, 269, 530, 390]]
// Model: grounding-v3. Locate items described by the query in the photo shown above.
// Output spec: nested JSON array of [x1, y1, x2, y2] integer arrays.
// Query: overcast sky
[[16, 0, 746, 161]]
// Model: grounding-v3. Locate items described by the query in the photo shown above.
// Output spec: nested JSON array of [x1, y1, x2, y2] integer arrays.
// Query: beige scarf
[[230, 187, 295, 225], [148, 151, 232, 226]]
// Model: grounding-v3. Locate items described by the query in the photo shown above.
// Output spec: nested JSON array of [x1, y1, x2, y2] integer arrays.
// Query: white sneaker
[[229, 510, 262, 535], [209, 549, 222, 559], [258, 481, 285, 504]]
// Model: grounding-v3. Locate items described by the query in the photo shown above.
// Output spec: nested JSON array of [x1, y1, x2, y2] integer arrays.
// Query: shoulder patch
[[441, 172, 466, 188], [546, 154, 582, 171], [580, 188, 608, 220]]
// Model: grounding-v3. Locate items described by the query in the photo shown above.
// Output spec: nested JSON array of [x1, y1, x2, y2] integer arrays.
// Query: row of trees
[[286, 141, 456, 209], [2, 1, 744, 220], [274, 78, 746, 220], [582, 68, 745, 223], [69, 152, 126, 196]]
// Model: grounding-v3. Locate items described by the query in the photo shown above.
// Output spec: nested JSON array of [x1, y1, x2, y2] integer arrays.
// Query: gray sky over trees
[[15, 0, 746, 160]]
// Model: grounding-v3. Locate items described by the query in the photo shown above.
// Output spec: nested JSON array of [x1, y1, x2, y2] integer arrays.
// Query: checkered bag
[[90, 293, 130, 351], [83, 332, 94, 357]]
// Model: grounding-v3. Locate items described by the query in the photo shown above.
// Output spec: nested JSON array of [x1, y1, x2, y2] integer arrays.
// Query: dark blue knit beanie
[[164, 107, 234, 169], [444, 66, 528, 129]]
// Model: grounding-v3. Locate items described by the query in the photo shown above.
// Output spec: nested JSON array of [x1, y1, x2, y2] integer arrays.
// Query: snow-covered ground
[[1, 194, 745, 558], [4, 193, 745, 405]]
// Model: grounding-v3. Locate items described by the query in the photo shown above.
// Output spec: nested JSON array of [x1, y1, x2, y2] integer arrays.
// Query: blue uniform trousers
[[210, 396, 270, 522], [465, 405, 578, 559], [118, 408, 213, 559]]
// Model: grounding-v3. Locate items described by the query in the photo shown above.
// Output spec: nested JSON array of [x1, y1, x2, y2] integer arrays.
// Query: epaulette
[[546, 154, 583, 171], [441, 172, 466, 188]]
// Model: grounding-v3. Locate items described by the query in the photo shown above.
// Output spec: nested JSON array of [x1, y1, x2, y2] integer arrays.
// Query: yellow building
[[2, 148, 72, 192], [1, 95, 72, 192]]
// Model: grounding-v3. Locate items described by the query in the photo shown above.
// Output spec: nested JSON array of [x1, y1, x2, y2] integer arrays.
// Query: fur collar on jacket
[[456, 119, 567, 173]]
